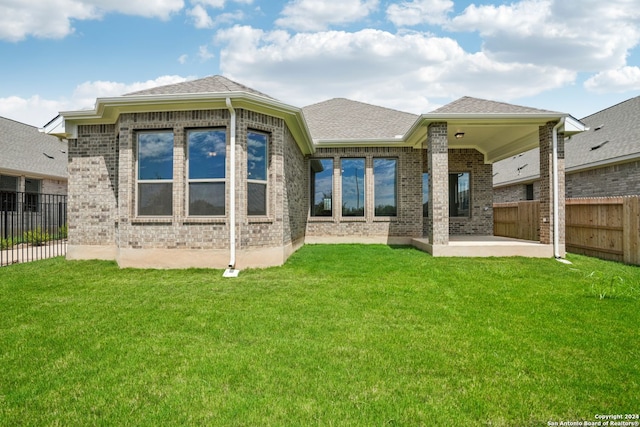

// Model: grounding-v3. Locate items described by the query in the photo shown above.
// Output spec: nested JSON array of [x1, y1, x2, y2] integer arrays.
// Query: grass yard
[[0, 245, 639, 426]]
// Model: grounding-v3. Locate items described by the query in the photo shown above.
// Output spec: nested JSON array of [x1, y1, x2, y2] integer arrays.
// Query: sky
[[1, 0, 639, 128]]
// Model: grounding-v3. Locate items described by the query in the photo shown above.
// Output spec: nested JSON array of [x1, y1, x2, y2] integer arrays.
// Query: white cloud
[[0, 0, 184, 41], [275, 0, 379, 31], [187, 4, 214, 28], [386, 0, 453, 27], [585, 67, 640, 93], [215, 25, 575, 113], [0, 75, 191, 127], [198, 45, 215, 61], [191, 0, 225, 7], [178, 54, 189, 64], [448, 0, 640, 71]]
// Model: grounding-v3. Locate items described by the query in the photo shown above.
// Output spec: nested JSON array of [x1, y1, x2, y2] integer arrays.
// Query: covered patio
[[411, 235, 553, 258], [409, 97, 587, 259]]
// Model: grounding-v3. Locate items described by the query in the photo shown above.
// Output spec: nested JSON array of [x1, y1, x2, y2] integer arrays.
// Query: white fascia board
[[561, 115, 588, 135], [314, 137, 411, 148], [55, 92, 315, 154]]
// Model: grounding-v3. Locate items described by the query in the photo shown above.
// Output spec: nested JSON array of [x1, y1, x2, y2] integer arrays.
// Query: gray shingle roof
[[125, 75, 274, 99], [432, 96, 562, 115], [302, 98, 418, 140], [0, 116, 68, 179], [493, 95, 640, 186]]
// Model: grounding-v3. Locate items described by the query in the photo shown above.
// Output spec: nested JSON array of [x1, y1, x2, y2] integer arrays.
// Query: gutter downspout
[[552, 118, 565, 259], [224, 97, 239, 276]]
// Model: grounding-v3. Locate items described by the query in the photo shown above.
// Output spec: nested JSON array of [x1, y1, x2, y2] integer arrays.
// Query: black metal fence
[[1, 192, 67, 266]]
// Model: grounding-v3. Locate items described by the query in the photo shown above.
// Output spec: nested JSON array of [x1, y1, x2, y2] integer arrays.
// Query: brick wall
[[566, 160, 640, 197], [448, 148, 494, 235], [305, 146, 423, 240], [68, 124, 118, 245]]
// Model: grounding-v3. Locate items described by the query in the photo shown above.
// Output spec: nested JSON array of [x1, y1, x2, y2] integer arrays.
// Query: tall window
[[449, 172, 470, 217], [24, 178, 41, 213], [137, 131, 174, 216], [247, 131, 268, 216], [0, 175, 17, 212], [525, 183, 534, 200], [374, 158, 397, 216], [341, 158, 365, 217], [422, 173, 429, 217], [310, 158, 333, 217], [188, 129, 226, 216]]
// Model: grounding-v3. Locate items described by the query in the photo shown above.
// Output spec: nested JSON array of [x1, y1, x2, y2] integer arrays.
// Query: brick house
[[494, 95, 640, 201], [44, 76, 585, 269]]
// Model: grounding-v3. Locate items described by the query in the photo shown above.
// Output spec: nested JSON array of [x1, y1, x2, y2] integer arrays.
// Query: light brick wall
[[493, 182, 540, 203], [41, 179, 68, 195], [69, 108, 305, 256], [67, 124, 118, 245], [305, 146, 423, 239], [427, 123, 449, 244], [538, 122, 565, 246]]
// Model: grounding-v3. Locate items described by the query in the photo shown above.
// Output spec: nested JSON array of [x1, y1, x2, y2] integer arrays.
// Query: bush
[[22, 228, 51, 246], [1, 237, 16, 250]]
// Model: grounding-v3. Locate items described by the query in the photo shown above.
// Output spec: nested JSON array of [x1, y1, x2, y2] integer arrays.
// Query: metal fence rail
[[1, 192, 67, 267]]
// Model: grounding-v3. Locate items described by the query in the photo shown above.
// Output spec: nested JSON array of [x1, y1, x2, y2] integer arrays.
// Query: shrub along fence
[[1, 192, 67, 267], [494, 196, 640, 265]]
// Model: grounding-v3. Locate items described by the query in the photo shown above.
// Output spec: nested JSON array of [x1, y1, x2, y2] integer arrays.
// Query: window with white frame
[[374, 158, 397, 216], [247, 131, 268, 216], [188, 129, 226, 216], [137, 131, 174, 216], [310, 158, 333, 217]]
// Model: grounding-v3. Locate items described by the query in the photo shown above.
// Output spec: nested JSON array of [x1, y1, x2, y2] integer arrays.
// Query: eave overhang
[[44, 92, 315, 155]]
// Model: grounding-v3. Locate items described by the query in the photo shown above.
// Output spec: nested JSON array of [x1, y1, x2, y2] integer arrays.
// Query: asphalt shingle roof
[[0, 116, 68, 179], [493, 95, 640, 186], [302, 98, 418, 141], [432, 96, 562, 115], [125, 75, 274, 99]]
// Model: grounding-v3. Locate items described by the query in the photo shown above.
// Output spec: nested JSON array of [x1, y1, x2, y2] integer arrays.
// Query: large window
[[449, 172, 470, 217], [310, 158, 333, 217], [0, 175, 17, 212], [341, 158, 365, 217], [24, 178, 41, 213], [247, 131, 268, 216], [374, 158, 397, 216], [188, 129, 226, 216], [137, 131, 174, 216]]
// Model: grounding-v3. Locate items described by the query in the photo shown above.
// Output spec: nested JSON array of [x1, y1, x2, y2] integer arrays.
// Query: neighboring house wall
[[566, 160, 640, 198], [493, 182, 540, 203], [305, 146, 423, 243]]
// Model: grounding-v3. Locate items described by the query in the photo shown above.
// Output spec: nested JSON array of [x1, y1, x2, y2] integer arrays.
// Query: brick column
[[428, 122, 449, 245], [538, 121, 565, 253]]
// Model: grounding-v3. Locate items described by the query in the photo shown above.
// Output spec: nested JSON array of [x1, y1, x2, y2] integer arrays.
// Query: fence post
[[623, 196, 640, 265]]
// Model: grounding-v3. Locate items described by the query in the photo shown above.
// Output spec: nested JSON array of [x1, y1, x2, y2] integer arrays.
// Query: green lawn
[[1, 245, 638, 426]]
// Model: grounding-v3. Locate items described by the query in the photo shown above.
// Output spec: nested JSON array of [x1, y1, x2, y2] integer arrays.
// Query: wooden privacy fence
[[494, 196, 640, 265]]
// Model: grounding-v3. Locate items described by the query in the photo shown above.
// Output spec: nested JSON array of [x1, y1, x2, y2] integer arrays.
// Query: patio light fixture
[[454, 131, 465, 139]]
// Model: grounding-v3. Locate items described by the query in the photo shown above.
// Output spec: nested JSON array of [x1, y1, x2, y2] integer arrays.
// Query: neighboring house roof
[[493, 95, 640, 187], [0, 116, 68, 179], [125, 75, 275, 99], [302, 98, 418, 141]]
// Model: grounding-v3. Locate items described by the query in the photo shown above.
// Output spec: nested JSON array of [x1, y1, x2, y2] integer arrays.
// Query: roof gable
[[432, 96, 562, 115], [302, 98, 418, 141], [125, 75, 275, 99], [0, 116, 68, 179]]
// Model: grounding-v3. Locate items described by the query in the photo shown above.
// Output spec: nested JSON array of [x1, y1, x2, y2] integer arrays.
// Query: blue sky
[[1, 0, 639, 127]]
